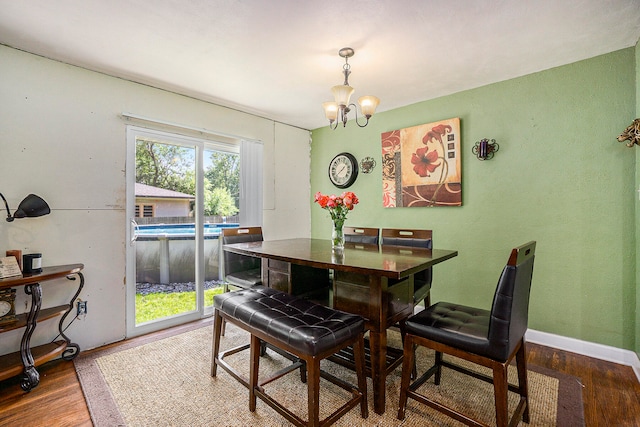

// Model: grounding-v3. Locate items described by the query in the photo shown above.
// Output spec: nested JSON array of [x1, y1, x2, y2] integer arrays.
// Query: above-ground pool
[[135, 223, 239, 239], [135, 222, 239, 283]]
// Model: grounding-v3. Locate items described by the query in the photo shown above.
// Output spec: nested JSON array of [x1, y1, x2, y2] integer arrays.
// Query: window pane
[[135, 138, 197, 324], [204, 149, 240, 224]]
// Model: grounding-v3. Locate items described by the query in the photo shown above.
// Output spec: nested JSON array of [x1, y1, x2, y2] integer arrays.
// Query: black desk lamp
[[0, 193, 51, 222]]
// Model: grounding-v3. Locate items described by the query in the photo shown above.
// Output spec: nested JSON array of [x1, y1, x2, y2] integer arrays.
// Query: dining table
[[222, 237, 458, 415]]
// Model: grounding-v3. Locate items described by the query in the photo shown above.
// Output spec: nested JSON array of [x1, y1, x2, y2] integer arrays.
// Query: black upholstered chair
[[221, 226, 263, 292], [221, 226, 264, 336], [381, 228, 433, 307], [344, 226, 379, 245], [397, 241, 536, 427]]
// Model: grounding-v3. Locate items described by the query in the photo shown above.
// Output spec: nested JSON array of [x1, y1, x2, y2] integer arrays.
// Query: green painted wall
[[311, 48, 637, 350], [635, 39, 640, 356]]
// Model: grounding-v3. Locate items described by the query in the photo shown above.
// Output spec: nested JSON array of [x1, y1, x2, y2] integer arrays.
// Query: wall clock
[[328, 152, 358, 188], [0, 289, 17, 325]]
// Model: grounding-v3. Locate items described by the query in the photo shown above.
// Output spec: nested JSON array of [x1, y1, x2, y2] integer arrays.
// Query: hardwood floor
[[526, 343, 640, 426], [0, 358, 91, 427], [1, 326, 639, 426]]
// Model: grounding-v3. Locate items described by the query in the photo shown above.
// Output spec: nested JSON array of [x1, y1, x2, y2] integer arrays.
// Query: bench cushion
[[214, 287, 364, 356]]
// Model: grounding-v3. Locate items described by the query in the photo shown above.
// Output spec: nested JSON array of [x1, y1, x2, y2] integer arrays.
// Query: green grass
[[136, 287, 224, 324]]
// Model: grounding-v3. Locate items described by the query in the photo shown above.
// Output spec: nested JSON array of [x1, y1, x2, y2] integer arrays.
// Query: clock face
[[0, 301, 11, 317], [328, 152, 358, 188]]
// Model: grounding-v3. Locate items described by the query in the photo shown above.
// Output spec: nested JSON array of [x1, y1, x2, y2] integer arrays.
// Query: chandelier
[[322, 47, 380, 129]]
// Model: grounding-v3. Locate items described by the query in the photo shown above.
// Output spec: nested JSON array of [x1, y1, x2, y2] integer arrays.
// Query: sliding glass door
[[126, 125, 240, 337]]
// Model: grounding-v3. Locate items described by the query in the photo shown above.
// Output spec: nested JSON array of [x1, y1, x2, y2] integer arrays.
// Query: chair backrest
[[222, 227, 263, 275], [380, 228, 432, 249], [222, 226, 263, 245], [488, 241, 536, 360], [381, 228, 433, 285], [344, 226, 379, 245]]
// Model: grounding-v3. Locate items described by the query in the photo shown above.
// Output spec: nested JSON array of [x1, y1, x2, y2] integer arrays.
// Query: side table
[[0, 264, 84, 391]]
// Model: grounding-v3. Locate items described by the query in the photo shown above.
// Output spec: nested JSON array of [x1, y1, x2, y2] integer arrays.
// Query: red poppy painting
[[382, 118, 461, 207]]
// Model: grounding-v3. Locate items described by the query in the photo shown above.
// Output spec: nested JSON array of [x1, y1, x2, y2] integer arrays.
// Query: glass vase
[[332, 220, 345, 250]]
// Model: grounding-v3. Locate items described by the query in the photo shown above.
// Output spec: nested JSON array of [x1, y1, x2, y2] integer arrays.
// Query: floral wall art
[[382, 117, 462, 207]]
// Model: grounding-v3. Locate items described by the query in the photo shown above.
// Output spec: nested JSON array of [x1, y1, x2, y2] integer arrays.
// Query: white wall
[[0, 45, 312, 354]]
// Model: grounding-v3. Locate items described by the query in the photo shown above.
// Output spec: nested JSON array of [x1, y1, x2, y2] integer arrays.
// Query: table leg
[[368, 273, 390, 415], [59, 272, 84, 360], [328, 270, 402, 415], [369, 328, 388, 415]]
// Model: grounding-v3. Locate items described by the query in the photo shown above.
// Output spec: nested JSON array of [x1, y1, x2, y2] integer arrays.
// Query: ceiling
[[1, 0, 639, 131]]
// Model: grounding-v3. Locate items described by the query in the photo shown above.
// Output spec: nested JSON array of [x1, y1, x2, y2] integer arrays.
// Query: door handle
[[130, 218, 139, 246]]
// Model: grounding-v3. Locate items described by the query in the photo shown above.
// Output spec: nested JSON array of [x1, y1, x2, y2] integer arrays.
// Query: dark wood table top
[[223, 238, 457, 279]]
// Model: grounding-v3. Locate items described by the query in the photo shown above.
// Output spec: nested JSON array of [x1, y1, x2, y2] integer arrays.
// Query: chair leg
[[299, 359, 307, 384], [221, 282, 229, 336], [397, 334, 416, 420], [211, 310, 223, 377], [398, 319, 418, 380], [492, 362, 509, 427], [516, 340, 530, 423], [249, 334, 261, 412], [434, 351, 443, 385], [353, 333, 369, 418], [399, 318, 407, 341], [307, 356, 321, 427]]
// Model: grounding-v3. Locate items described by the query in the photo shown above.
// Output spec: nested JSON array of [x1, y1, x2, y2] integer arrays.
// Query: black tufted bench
[[211, 286, 368, 427]]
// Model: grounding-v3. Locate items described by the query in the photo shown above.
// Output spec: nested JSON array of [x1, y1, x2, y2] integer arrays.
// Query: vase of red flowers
[[314, 191, 359, 251]]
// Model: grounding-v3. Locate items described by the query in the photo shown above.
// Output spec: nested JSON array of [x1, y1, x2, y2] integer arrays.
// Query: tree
[[204, 186, 239, 217], [205, 152, 239, 207], [136, 139, 195, 195]]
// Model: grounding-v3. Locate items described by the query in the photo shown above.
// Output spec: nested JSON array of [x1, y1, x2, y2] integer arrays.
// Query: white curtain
[[239, 139, 263, 227]]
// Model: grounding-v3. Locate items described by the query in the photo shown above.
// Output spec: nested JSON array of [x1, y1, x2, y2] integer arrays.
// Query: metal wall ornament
[[617, 118, 640, 147], [472, 138, 499, 160], [360, 157, 376, 173]]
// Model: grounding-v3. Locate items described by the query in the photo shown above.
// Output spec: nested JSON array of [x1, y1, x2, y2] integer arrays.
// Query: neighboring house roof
[[135, 183, 195, 200]]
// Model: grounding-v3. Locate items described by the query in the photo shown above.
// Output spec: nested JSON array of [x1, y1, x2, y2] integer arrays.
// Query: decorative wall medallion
[[360, 157, 376, 174], [472, 138, 499, 160]]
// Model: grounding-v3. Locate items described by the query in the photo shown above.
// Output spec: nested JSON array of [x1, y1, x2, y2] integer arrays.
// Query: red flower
[[314, 191, 359, 222], [342, 191, 358, 209], [314, 192, 330, 208], [411, 147, 440, 177], [422, 124, 452, 145]]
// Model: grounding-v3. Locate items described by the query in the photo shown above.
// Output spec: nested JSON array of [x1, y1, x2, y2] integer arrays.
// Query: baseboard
[[525, 329, 640, 382]]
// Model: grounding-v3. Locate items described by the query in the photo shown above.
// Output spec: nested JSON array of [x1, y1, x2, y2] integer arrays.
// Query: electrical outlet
[[77, 300, 87, 316]]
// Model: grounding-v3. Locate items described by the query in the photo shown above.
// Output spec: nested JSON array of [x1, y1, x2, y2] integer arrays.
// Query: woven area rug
[[74, 320, 584, 426]]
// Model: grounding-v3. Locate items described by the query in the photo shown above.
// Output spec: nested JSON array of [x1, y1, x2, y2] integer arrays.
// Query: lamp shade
[[13, 194, 50, 219], [358, 96, 380, 117], [331, 84, 355, 106], [322, 102, 339, 121]]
